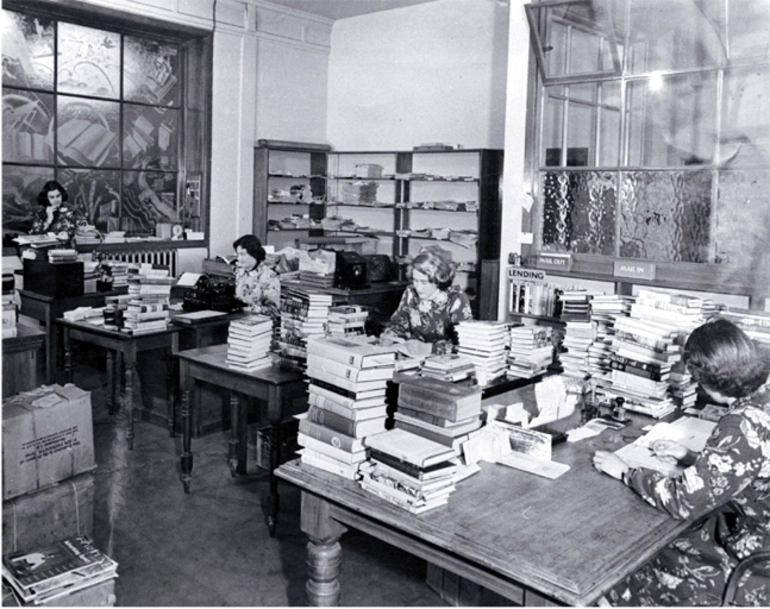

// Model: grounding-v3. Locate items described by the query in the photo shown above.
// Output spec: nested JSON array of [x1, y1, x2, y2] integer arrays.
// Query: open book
[[615, 416, 716, 476]]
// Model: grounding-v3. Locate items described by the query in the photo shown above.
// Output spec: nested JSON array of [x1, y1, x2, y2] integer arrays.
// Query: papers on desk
[[614, 416, 716, 476], [531, 375, 576, 427]]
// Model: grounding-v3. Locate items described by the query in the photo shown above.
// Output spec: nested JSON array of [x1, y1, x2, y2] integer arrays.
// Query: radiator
[[101, 249, 178, 277]]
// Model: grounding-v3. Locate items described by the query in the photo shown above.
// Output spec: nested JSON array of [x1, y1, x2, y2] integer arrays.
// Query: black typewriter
[[182, 275, 245, 312]]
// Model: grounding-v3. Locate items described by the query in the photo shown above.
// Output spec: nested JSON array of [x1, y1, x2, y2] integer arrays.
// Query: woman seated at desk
[[593, 318, 770, 606], [379, 246, 472, 355], [232, 234, 280, 322], [29, 180, 83, 245]]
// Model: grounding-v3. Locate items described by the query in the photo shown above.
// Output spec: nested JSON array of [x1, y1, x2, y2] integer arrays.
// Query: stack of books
[[297, 251, 336, 289], [122, 266, 174, 335], [392, 376, 482, 452], [277, 283, 334, 371], [720, 307, 770, 349], [559, 289, 594, 322], [226, 314, 274, 371], [325, 304, 368, 337], [2, 536, 118, 606], [98, 260, 131, 289], [628, 289, 704, 333], [420, 354, 476, 383], [341, 180, 378, 205], [506, 324, 553, 379], [47, 249, 78, 264], [455, 320, 509, 385], [586, 294, 634, 381], [559, 319, 594, 381], [102, 294, 132, 331], [298, 336, 397, 479], [360, 428, 459, 514]]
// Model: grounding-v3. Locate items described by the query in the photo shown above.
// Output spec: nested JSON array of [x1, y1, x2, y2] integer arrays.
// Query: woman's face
[[46, 189, 63, 209], [412, 269, 438, 300], [235, 245, 258, 271]]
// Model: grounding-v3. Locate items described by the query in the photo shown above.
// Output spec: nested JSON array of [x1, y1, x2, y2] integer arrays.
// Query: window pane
[[727, 0, 770, 64], [123, 170, 178, 232], [123, 103, 178, 170], [540, 170, 616, 255], [720, 66, 770, 167], [598, 82, 621, 166], [2, 165, 52, 233], [3, 88, 55, 163], [59, 168, 121, 232], [2, 10, 55, 90], [626, 0, 726, 73], [618, 170, 712, 262], [57, 22, 120, 99], [542, 89, 565, 166], [625, 73, 718, 166], [124, 36, 180, 106], [57, 95, 120, 168]]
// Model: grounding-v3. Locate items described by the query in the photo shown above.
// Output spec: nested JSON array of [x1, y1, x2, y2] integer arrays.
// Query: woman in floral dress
[[30, 180, 83, 245], [380, 246, 472, 355], [232, 234, 280, 322], [593, 318, 770, 606]]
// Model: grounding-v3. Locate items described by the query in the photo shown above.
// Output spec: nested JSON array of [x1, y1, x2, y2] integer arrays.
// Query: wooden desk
[[176, 344, 308, 534], [277, 418, 691, 606], [2, 316, 45, 397], [59, 319, 180, 450], [19, 288, 127, 384]]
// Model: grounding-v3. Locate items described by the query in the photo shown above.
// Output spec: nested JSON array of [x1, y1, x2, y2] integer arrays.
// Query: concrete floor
[[78, 362, 447, 607]]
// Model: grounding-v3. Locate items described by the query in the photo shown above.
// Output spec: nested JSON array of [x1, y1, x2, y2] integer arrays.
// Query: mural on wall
[[2, 9, 180, 237]]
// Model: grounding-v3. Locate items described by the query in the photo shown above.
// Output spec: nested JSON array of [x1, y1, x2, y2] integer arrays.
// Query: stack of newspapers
[[2, 536, 118, 605]]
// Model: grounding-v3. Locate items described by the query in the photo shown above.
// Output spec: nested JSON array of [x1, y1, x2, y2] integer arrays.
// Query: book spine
[[308, 393, 359, 420], [306, 357, 394, 382], [368, 449, 427, 479], [298, 418, 364, 452], [396, 389, 460, 420], [608, 354, 668, 378], [306, 366, 386, 394], [308, 382, 357, 408], [613, 330, 670, 354], [306, 405, 361, 436], [392, 419, 462, 448], [396, 406, 454, 428]]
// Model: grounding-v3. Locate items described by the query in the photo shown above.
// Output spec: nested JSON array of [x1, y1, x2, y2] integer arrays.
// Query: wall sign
[[613, 260, 656, 280], [536, 253, 572, 272]]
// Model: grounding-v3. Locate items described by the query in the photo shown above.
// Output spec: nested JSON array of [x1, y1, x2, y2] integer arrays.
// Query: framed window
[[525, 0, 770, 295], [2, 2, 211, 242]]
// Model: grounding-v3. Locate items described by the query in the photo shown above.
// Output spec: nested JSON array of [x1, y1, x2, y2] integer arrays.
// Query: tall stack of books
[[720, 308, 770, 349], [420, 354, 476, 383], [98, 260, 131, 289], [325, 304, 367, 337], [102, 294, 132, 331], [122, 266, 174, 335], [360, 428, 459, 514], [558, 289, 596, 380], [455, 320, 509, 385], [392, 376, 482, 453], [226, 314, 273, 371], [277, 283, 333, 371], [506, 324, 554, 379], [586, 294, 634, 381], [297, 250, 336, 289], [2, 536, 118, 606], [298, 336, 396, 480]]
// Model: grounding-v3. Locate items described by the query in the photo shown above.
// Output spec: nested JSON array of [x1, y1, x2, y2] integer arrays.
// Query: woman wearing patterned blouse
[[380, 246, 472, 355], [232, 234, 280, 322], [29, 180, 83, 245], [593, 318, 770, 606]]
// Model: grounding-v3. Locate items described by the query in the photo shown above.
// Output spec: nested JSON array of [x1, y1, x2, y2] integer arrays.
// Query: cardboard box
[[2, 384, 95, 501], [2, 472, 94, 555]]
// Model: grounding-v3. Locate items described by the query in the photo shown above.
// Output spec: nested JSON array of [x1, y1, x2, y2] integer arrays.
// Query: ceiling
[[260, 0, 440, 21]]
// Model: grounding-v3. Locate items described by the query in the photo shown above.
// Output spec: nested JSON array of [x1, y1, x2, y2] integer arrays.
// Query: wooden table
[[175, 344, 308, 534], [18, 288, 127, 384], [277, 414, 691, 606], [2, 315, 45, 398], [59, 319, 180, 450]]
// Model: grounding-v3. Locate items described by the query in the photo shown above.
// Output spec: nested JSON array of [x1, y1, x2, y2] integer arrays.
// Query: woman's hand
[[56, 231, 69, 241], [649, 439, 688, 465], [593, 450, 630, 481], [404, 339, 432, 356]]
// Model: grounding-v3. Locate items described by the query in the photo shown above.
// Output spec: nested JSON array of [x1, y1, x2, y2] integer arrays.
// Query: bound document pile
[[360, 428, 459, 514], [226, 314, 274, 371], [2, 536, 118, 605]]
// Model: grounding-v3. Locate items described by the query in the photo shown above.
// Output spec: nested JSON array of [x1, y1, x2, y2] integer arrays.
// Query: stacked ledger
[[360, 428, 459, 514], [392, 376, 482, 454], [226, 314, 273, 371], [298, 336, 397, 480]]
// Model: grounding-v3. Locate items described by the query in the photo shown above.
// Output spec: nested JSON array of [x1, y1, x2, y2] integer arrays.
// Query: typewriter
[[182, 274, 245, 313]]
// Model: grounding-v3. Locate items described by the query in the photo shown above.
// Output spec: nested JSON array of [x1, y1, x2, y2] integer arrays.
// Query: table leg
[[267, 385, 282, 536], [105, 351, 115, 415], [301, 493, 348, 606], [180, 362, 193, 493], [45, 309, 55, 384], [62, 327, 73, 384], [228, 392, 240, 477], [124, 363, 135, 451], [166, 344, 176, 437]]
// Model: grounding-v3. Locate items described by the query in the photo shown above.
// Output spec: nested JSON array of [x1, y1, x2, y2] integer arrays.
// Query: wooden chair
[[722, 551, 770, 606]]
